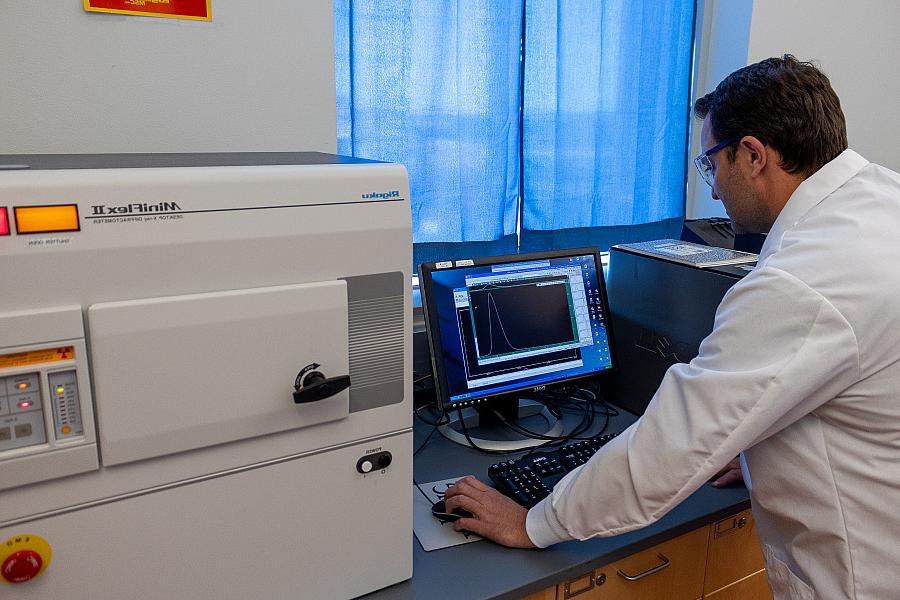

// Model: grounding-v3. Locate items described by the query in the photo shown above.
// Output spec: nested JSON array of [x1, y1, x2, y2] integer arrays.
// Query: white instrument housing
[[0, 153, 412, 599]]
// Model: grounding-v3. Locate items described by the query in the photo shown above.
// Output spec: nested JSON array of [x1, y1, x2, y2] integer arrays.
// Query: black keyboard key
[[488, 431, 622, 508]]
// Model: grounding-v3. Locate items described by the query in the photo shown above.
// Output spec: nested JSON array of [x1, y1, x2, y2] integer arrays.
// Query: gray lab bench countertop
[[363, 407, 751, 600]]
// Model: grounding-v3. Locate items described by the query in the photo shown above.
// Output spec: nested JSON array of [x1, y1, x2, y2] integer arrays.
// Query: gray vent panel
[[342, 273, 405, 413], [348, 297, 404, 387]]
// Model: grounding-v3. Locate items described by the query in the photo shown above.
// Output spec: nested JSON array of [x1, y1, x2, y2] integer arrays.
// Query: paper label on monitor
[[435, 261, 453, 269], [455, 259, 474, 267]]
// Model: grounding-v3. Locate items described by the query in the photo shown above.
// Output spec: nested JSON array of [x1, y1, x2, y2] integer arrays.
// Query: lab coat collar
[[759, 149, 869, 261]]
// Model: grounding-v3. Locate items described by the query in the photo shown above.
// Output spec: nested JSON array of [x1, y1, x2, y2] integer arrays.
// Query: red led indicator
[[0, 207, 9, 235], [18, 401, 33, 409]]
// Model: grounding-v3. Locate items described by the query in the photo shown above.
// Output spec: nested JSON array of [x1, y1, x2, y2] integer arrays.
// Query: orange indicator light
[[17, 382, 29, 390], [14, 205, 80, 234]]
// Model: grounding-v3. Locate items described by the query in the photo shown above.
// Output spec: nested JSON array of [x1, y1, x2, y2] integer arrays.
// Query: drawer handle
[[715, 515, 749, 538], [616, 553, 671, 581], [562, 572, 595, 599]]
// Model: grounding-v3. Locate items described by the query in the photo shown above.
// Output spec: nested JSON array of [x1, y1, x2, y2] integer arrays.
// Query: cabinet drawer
[[522, 588, 557, 600], [704, 569, 771, 600], [704, 509, 766, 595], [557, 526, 708, 600]]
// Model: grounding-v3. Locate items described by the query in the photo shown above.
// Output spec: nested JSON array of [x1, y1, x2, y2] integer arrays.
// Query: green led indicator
[[56, 386, 65, 394]]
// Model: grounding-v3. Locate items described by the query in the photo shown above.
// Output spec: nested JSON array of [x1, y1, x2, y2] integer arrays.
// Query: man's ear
[[740, 136, 768, 177]]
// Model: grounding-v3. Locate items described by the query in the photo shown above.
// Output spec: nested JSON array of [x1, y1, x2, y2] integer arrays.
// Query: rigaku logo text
[[90, 202, 181, 215], [361, 191, 401, 200]]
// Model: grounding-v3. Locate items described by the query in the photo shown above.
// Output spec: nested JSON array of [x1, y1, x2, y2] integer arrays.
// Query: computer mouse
[[431, 499, 474, 523]]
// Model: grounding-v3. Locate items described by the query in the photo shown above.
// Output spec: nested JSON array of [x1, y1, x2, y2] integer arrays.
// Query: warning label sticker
[[0, 346, 75, 369]]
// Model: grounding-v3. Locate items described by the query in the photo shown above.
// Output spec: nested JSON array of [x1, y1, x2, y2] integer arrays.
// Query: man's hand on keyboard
[[443, 475, 536, 548]]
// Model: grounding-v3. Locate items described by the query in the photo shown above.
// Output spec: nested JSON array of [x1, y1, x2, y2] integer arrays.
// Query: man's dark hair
[[694, 55, 848, 177]]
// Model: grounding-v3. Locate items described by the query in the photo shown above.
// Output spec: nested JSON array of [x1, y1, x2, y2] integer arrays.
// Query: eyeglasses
[[694, 136, 741, 187]]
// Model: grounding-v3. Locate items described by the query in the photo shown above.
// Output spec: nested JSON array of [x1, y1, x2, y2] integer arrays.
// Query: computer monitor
[[418, 248, 617, 450]]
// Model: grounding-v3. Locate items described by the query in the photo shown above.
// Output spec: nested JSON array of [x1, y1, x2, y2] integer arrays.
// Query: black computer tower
[[600, 245, 754, 415]]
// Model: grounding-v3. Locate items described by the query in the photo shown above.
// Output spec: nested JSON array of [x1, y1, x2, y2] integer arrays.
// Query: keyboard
[[487, 432, 621, 508]]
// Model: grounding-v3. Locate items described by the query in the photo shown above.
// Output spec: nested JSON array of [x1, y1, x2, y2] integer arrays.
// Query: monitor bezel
[[417, 247, 619, 414]]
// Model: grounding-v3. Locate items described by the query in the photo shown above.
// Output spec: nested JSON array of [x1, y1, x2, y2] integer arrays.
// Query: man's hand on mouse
[[443, 476, 536, 548]]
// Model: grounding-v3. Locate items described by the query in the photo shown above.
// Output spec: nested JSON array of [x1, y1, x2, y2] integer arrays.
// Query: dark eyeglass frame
[[694, 135, 741, 187]]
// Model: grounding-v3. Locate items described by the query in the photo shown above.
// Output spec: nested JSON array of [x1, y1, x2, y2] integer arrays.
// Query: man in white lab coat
[[444, 55, 900, 599]]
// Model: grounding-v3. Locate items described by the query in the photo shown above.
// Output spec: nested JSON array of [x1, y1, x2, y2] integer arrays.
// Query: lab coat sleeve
[[526, 266, 860, 547]]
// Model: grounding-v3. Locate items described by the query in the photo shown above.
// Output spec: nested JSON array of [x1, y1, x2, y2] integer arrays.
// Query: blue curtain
[[523, 1, 694, 230], [335, 0, 524, 243], [335, 1, 694, 243]]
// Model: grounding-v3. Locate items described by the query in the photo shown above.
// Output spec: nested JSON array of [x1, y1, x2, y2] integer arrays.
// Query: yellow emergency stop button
[[1, 535, 52, 584]]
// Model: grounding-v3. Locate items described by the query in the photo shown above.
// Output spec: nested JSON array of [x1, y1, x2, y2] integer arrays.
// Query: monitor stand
[[438, 397, 563, 452]]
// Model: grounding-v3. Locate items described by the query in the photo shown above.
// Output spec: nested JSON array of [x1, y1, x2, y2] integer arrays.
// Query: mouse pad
[[413, 477, 484, 552]]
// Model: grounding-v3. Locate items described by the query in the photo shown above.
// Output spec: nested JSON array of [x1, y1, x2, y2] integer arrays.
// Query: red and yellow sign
[[84, 0, 211, 21], [0, 347, 75, 370]]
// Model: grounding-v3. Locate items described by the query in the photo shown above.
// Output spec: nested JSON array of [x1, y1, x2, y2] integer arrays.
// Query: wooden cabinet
[[703, 510, 767, 597], [554, 526, 708, 599], [522, 589, 558, 600], [523, 509, 772, 600], [704, 570, 770, 600]]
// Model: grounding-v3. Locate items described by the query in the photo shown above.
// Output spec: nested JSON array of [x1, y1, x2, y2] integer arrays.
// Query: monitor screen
[[418, 248, 616, 411]]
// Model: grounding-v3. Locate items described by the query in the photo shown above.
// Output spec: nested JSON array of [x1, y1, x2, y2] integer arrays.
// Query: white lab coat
[[526, 150, 900, 600]]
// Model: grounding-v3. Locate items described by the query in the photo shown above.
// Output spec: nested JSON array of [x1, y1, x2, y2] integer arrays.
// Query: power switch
[[356, 451, 392, 474], [376, 451, 392, 469]]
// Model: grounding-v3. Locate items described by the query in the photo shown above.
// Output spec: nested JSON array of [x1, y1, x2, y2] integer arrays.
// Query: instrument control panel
[[0, 330, 98, 491], [0, 369, 85, 453], [0, 373, 48, 452]]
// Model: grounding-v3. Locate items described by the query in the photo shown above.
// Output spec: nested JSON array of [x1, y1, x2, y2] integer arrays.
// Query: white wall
[[748, 0, 900, 174], [0, 1, 336, 154], [688, 0, 900, 218], [687, 0, 753, 220]]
